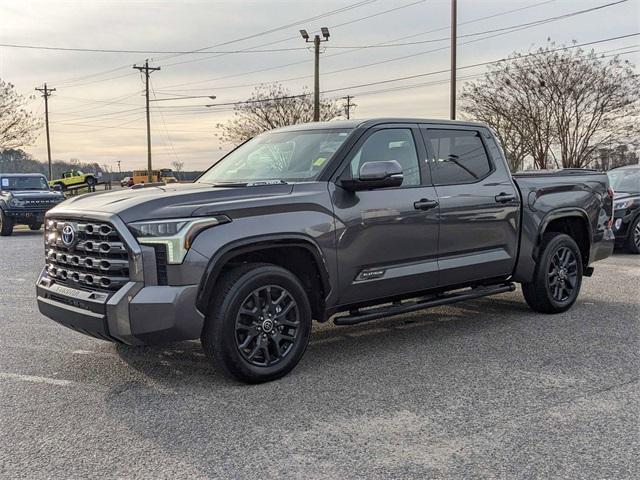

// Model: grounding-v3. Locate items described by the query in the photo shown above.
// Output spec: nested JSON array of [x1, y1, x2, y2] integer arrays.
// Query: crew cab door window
[[427, 129, 492, 185], [332, 125, 439, 305], [349, 129, 421, 186]]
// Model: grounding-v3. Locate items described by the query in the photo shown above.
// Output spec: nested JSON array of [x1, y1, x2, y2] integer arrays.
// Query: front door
[[331, 124, 440, 306]]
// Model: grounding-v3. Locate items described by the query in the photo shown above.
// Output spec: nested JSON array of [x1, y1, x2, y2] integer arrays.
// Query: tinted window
[[349, 129, 421, 186], [427, 129, 492, 185]]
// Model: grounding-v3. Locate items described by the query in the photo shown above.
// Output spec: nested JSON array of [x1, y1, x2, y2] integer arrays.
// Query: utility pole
[[450, 0, 457, 120], [133, 60, 160, 183], [300, 27, 330, 122], [117, 160, 121, 173], [343, 95, 356, 119], [35, 83, 55, 180]]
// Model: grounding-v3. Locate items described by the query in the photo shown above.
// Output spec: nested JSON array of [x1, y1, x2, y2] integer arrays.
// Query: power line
[[158, 2, 633, 97], [157, 0, 425, 71], [155, 0, 379, 63], [155, 35, 640, 110], [154, 0, 602, 93]]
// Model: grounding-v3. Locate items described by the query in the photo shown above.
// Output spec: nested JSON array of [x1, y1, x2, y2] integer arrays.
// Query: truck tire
[[86, 176, 96, 187], [625, 215, 640, 254], [0, 209, 14, 236], [522, 232, 583, 314], [30, 223, 42, 231], [201, 263, 312, 383]]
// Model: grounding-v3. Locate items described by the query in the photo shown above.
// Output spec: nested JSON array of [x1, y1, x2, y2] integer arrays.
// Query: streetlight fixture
[[300, 27, 330, 122]]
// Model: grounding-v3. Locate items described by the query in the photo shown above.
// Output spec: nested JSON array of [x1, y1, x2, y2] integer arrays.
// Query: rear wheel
[[625, 216, 640, 254], [522, 232, 583, 313], [201, 263, 312, 383]]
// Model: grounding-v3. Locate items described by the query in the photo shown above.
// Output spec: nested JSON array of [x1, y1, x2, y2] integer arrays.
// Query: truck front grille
[[44, 219, 130, 292]]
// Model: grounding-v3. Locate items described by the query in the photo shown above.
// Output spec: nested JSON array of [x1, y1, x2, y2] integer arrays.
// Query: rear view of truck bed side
[[511, 170, 615, 286]]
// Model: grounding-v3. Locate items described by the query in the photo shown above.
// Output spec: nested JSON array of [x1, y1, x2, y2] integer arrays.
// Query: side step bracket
[[333, 283, 516, 326]]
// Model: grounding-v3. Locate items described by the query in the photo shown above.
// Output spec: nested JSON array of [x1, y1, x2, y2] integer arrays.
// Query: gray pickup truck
[[0, 173, 65, 236], [36, 118, 615, 383]]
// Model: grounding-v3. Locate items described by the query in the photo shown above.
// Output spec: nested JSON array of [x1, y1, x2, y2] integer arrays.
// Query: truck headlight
[[128, 216, 230, 264], [8, 197, 23, 207]]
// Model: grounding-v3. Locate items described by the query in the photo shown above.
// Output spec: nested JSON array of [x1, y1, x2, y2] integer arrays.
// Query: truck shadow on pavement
[[110, 294, 531, 389]]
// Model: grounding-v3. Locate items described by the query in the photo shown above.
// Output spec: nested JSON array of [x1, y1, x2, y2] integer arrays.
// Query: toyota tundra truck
[[36, 118, 615, 383]]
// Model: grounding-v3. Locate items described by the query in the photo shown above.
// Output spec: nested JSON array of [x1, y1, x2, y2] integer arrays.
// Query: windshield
[[608, 168, 640, 193], [0, 176, 49, 191], [198, 128, 353, 184]]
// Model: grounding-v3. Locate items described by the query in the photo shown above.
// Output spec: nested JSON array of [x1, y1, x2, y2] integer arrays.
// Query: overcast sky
[[1, 0, 638, 171]]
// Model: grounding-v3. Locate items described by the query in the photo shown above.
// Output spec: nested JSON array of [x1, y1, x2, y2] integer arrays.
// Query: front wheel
[[0, 209, 14, 236], [201, 263, 312, 383], [86, 176, 97, 187], [29, 223, 42, 231], [625, 216, 640, 254], [522, 232, 583, 314]]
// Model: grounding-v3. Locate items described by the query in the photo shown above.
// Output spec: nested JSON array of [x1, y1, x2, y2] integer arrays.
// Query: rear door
[[420, 125, 520, 286], [331, 124, 440, 305]]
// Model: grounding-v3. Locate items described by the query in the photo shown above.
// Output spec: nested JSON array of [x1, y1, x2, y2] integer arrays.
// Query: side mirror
[[341, 160, 404, 191], [51, 184, 62, 192]]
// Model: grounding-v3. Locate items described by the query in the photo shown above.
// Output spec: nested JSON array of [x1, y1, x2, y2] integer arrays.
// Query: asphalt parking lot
[[1, 229, 638, 479]]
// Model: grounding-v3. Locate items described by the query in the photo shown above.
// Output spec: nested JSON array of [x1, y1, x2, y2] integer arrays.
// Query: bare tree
[[217, 83, 343, 144], [171, 160, 184, 180], [0, 79, 41, 151], [461, 41, 640, 170]]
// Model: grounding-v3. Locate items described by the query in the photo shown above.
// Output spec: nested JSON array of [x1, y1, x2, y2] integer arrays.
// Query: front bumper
[[4, 208, 48, 223], [36, 210, 205, 345], [612, 210, 637, 246], [36, 275, 204, 345]]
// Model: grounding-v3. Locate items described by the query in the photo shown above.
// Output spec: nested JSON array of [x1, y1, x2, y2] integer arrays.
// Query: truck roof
[[272, 117, 489, 132]]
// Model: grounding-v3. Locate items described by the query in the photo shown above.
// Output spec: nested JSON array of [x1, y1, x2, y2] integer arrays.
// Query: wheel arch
[[537, 208, 592, 266], [196, 234, 331, 321]]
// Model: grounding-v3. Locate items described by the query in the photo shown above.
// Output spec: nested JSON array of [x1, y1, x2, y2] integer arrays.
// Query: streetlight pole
[[301, 28, 330, 122], [450, 0, 457, 120]]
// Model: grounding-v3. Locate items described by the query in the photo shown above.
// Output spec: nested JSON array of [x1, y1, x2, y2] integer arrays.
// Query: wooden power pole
[[133, 60, 160, 182], [343, 95, 356, 119], [35, 83, 55, 180]]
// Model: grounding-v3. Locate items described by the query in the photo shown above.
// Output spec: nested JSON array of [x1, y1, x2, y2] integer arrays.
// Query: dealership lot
[[1, 230, 638, 479]]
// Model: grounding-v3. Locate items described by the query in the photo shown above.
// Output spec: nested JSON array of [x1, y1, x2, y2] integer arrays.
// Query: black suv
[[608, 165, 640, 253], [0, 173, 65, 236]]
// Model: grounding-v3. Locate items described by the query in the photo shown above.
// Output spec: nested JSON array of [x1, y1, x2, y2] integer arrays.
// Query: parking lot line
[[0, 372, 72, 386]]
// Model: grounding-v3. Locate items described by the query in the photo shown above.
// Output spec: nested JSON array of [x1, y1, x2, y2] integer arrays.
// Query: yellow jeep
[[48, 170, 97, 191]]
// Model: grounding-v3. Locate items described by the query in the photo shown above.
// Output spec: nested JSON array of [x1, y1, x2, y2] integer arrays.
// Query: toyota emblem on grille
[[61, 224, 76, 247]]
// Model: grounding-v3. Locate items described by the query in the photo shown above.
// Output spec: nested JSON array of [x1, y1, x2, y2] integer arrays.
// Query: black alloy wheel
[[235, 285, 300, 367], [547, 246, 578, 302]]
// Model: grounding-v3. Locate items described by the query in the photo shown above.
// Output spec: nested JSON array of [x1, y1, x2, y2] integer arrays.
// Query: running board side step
[[333, 283, 516, 326]]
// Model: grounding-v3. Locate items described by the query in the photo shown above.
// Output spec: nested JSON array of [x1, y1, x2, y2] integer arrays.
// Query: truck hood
[[6, 189, 63, 200], [50, 182, 295, 223]]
